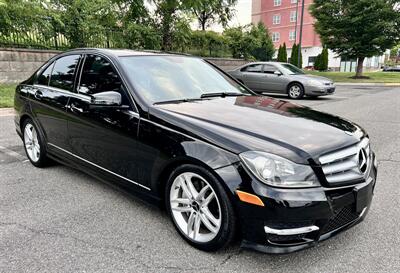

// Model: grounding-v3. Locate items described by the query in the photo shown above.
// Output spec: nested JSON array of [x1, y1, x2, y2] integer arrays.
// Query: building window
[[272, 32, 280, 42], [272, 15, 281, 25], [274, 0, 282, 7], [291, 0, 298, 3], [290, 11, 297, 22], [289, 30, 296, 41]]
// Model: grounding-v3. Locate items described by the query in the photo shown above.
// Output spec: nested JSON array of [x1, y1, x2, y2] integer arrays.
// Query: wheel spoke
[[25, 127, 33, 140], [171, 206, 192, 212], [171, 198, 191, 205], [32, 128, 37, 141], [196, 184, 210, 201], [202, 207, 219, 227], [199, 212, 218, 234], [183, 173, 198, 198], [193, 214, 201, 240], [187, 211, 195, 236], [203, 192, 215, 206], [179, 176, 193, 199]]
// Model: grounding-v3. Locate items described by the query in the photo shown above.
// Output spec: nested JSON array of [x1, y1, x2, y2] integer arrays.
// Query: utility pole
[[298, 0, 305, 68], [294, 0, 299, 43]]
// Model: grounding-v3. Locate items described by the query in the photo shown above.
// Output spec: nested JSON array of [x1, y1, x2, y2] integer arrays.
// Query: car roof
[[64, 48, 192, 58]]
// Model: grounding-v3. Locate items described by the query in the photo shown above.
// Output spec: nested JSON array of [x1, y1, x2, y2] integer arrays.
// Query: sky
[[227, 0, 252, 27]]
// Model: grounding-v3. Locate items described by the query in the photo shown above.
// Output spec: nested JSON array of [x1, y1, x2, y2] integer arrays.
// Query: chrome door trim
[[48, 143, 150, 191]]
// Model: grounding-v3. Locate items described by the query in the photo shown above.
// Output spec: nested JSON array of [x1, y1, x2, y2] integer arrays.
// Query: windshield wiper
[[153, 98, 202, 105], [200, 92, 246, 99]]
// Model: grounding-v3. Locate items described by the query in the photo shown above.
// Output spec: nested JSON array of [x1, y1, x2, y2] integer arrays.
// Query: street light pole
[[298, 0, 305, 67], [294, 0, 299, 43]]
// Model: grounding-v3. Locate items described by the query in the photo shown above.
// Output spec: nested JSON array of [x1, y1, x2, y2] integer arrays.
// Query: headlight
[[239, 151, 320, 188], [308, 79, 323, 86]]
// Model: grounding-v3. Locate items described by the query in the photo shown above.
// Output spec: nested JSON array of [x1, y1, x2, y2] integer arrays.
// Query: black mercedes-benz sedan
[[14, 48, 377, 254]]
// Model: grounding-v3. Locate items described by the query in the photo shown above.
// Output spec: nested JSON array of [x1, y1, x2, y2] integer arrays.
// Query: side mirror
[[274, 71, 282, 76], [90, 91, 122, 106]]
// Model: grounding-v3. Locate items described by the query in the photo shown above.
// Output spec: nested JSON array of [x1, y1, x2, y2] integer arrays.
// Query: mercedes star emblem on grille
[[358, 147, 368, 174]]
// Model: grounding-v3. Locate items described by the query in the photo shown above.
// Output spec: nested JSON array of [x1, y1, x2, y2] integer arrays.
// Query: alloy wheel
[[289, 85, 301, 98], [24, 123, 40, 162], [169, 172, 222, 243]]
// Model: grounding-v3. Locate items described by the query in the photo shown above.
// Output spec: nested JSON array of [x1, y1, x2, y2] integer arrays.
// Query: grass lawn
[[307, 71, 400, 83], [0, 84, 17, 108]]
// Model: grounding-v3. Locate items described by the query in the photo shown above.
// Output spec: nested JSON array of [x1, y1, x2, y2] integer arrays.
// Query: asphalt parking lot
[[1, 86, 399, 273]]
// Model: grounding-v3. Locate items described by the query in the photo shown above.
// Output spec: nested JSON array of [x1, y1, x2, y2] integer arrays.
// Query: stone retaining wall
[[0, 48, 248, 83], [0, 48, 60, 83]]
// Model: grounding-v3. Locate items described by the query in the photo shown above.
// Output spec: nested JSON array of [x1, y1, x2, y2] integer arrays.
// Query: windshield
[[280, 63, 305, 75], [119, 55, 249, 103]]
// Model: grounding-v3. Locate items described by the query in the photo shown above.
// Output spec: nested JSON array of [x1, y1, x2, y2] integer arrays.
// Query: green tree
[[277, 43, 287, 62], [224, 26, 250, 59], [46, 0, 118, 48], [190, 0, 237, 31], [320, 47, 329, 71], [277, 44, 283, 61], [282, 42, 287, 62], [310, 0, 400, 77], [153, 0, 192, 51], [314, 54, 321, 70], [290, 43, 298, 66], [248, 22, 274, 61], [0, 0, 50, 34]]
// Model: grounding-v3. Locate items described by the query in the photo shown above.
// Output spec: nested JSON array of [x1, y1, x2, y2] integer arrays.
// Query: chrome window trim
[[48, 143, 150, 191]]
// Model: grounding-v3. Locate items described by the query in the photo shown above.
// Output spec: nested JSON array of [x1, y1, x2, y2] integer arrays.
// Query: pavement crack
[[219, 249, 242, 266], [378, 159, 400, 163], [0, 222, 127, 254]]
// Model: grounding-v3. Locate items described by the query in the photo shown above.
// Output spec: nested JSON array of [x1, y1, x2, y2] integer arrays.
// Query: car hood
[[291, 74, 333, 83], [150, 96, 365, 164]]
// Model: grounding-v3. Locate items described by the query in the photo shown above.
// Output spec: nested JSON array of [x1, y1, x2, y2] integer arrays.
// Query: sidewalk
[[335, 82, 400, 87]]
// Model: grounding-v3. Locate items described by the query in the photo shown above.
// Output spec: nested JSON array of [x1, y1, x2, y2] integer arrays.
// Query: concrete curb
[[0, 108, 14, 116], [335, 82, 400, 87]]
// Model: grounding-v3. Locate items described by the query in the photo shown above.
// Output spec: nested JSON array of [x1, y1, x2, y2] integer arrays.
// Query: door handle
[[70, 104, 84, 113], [34, 90, 43, 99]]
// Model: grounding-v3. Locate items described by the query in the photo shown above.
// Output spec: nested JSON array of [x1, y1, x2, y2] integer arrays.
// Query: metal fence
[[0, 27, 232, 58]]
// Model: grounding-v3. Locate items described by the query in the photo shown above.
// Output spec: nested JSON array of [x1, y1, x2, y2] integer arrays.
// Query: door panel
[[30, 55, 81, 150], [67, 96, 141, 185], [262, 65, 287, 92], [241, 64, 264, 92], [66, 54, 144, 187]]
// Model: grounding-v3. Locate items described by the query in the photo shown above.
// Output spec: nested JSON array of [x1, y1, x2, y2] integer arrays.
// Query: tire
[[165, 164, 236, 252], [22, 118, 49, 167], [287, 82, 305, 99]]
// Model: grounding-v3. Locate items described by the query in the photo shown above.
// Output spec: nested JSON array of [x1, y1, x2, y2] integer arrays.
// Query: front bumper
[[306, 85, 336, 96], [215, 153, 377, 254]]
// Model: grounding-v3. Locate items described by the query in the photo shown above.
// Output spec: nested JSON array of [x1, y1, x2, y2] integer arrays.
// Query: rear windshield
[[119, 56, 249, 103]]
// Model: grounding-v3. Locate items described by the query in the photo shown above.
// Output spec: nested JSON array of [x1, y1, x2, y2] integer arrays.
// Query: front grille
[[319, 138, 371, 185], [321, 205, 360, 234]]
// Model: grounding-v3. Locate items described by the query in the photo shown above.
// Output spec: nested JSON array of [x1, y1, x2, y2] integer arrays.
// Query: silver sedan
[[228, 62, 335, 99]]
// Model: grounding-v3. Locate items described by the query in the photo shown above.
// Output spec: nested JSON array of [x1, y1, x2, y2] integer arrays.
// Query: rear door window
[[242, 64, 263, 73], [49, 55, 81, 91]]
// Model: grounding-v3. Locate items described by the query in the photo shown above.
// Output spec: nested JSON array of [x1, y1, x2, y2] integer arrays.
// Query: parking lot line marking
[[0, 145, 26, 161]]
